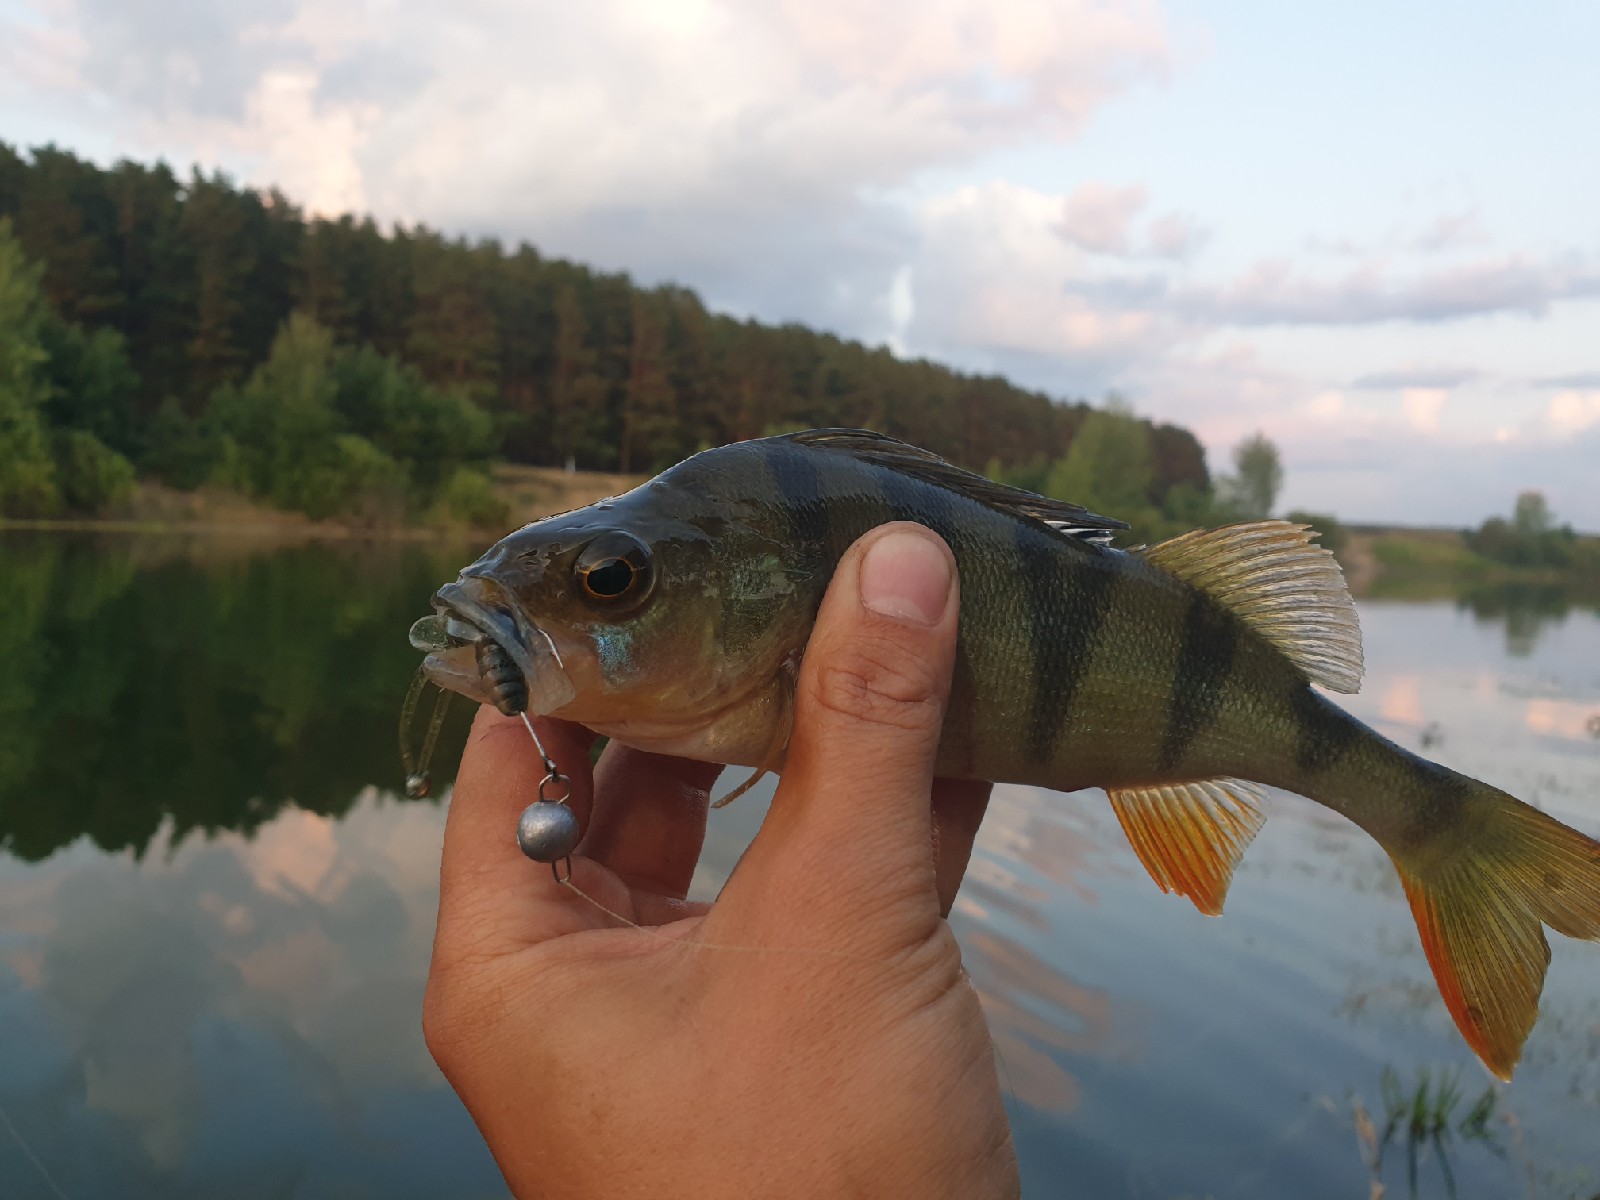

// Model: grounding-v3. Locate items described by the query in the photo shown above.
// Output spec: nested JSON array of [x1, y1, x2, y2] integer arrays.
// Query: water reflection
[[0, 533, 475, 862], [1, 534, 1599, 1199], [1455, 580, 1595, 658], [1365, 572, 1600, 658], [0, 794, 501, 1199]]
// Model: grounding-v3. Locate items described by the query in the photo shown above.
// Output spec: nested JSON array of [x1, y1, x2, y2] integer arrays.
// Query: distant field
[[0, 465, 649, 539], [490, 464, 645, 526], [1337, 524, 1600, 601]]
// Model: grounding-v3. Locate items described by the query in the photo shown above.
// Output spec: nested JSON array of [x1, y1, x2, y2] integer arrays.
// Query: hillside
[[0, 142, 1209, 506]]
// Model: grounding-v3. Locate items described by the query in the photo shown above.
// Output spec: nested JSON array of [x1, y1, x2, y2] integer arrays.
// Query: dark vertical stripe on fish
[[1401, 762, 1472, 852], [764, 442, 831, 568], [1159, 592, 1237, 771], [943, 638, 980, 776], [1289, 684, 1361, 775], [712, 443, 835, 660], [874, 464, 963, 547], [842, 454, 898, 545], [1022, 525, 1115, 762], [875, 466, 928, 526]]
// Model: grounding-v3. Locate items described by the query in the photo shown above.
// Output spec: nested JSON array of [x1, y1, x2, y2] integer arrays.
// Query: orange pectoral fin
[[1107, 779, 1268, 916]]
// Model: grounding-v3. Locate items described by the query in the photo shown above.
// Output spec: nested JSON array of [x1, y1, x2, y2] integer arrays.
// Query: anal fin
[[1107, 779, 1269, 916]]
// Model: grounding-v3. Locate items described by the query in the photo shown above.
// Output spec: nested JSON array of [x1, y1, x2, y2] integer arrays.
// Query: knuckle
[[809, 632, 945, 733]]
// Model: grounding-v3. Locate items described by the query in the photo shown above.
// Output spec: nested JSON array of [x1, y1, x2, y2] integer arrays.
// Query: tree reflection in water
[[4, 532, 1600, 1199], [0, 532, 477, 862], [1455, 581, 1590, 659]]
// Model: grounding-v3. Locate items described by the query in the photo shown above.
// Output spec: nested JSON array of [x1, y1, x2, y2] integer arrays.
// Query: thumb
[[716, 523, 960, 939]]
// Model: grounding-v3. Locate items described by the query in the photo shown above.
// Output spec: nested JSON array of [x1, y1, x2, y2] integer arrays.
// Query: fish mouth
[[410, 580, 576, 716]]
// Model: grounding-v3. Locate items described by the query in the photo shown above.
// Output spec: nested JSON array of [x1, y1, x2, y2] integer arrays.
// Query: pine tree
[[621, 290, 679, 472], [0, 221, 60, 514], [547, 283, 610, 467], [405, 230, 498, 401], [14, 145, 122, 325], [181, 170, 258, 405], [105, 158, 189, 413]]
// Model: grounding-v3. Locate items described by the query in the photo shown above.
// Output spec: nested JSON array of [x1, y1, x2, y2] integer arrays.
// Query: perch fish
[[409, 428, 1600, 1079]]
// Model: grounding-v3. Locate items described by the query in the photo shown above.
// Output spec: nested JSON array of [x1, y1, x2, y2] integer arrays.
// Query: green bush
[[39, 318, 142, 459], [294, 435, 407, 523], [141, 400, 226, 490], [0, 218, 60, 517], [1371, 535, 1485, 572], [440, 467, 509, 528], [1286, 509, 1348, 554], [52, 430, 136, 513]]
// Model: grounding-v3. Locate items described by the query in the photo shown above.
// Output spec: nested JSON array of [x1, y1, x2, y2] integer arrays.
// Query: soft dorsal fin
[[1141, 521, 1363, 693], [780, 428, 1130, 544], [1107, 778, 1269, 916]]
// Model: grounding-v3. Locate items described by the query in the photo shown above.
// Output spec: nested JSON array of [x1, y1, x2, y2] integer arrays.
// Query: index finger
[[433, 707, 599, 964]]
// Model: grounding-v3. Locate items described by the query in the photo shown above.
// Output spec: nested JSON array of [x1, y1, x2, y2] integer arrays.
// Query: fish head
[[412, 482, 817, 756]]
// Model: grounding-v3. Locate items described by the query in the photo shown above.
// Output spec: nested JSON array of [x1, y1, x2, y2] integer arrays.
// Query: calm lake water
[[1, 532, 1597, 1199]]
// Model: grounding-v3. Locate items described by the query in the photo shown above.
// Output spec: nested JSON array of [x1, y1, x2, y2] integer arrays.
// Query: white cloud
[[243, 69, 374, 215], [1411, 209, 1489, 254], [1056, 182, 1147, 254], [1351, 366, 1481, 390], [1401, 387, 1448, 433], [1307, 390, 1344, 419], [1146, 211, 1208, 260], [1548, 390, 1600, 434], [1174, 253, 1600, 327], [3, 0, 1172, 338], [909, 180, 1184, 384], [1537, 370, 1600, 389], [5, 0, 1600, 529]]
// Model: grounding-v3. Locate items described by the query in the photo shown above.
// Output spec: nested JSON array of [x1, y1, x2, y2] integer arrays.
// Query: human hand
[[423, 523, 1020, 1199]]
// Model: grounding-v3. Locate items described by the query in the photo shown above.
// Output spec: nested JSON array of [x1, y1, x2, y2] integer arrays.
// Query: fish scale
[[415, 427, 1600, 1081]]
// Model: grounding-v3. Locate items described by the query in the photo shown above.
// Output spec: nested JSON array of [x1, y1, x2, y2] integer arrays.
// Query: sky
[[2, 0, 1597, 528]]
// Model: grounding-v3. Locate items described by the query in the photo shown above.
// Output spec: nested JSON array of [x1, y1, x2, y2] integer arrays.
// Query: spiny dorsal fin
[[1141, 521, 1363, 693], [779, 428, 1129, 545], [1107, 778, 1269, 916]]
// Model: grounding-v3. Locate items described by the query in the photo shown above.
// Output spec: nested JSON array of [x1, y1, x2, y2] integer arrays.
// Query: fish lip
[[428, 580, 573, 714], [432, 581, 538, 671]]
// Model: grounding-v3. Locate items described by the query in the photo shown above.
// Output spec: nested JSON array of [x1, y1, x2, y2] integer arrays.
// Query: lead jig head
[[513, 712, 578, 880], [517, 800, 580, 862]]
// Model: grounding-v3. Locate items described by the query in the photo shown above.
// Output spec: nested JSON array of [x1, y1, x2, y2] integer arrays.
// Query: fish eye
[[574, 531, 654, 606]]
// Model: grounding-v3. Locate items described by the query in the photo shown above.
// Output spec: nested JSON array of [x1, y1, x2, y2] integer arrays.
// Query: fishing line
[[513, 704, 879, 961], [0, 1102, 70, 1200], [552, 876, 881, 963]]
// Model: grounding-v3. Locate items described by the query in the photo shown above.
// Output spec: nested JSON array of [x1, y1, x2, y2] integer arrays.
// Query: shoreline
[[0, 464, 646, 544], [0, 516, 466, 540]]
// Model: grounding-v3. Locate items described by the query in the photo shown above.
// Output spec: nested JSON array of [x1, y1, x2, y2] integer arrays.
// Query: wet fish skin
[[420, 429, 1600, 1080]]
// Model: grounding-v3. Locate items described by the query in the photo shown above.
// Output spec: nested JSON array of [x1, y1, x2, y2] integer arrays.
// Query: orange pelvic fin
[[1107, 778, 1268, 916], [1392, 790, 1600, 1080]]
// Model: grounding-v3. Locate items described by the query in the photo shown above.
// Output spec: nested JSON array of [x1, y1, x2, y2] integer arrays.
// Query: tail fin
[[1392, 783, 1600, 1079]]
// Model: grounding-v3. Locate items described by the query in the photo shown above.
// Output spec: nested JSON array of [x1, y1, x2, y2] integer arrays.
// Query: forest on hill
[[0, 142, 1212, 528]]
